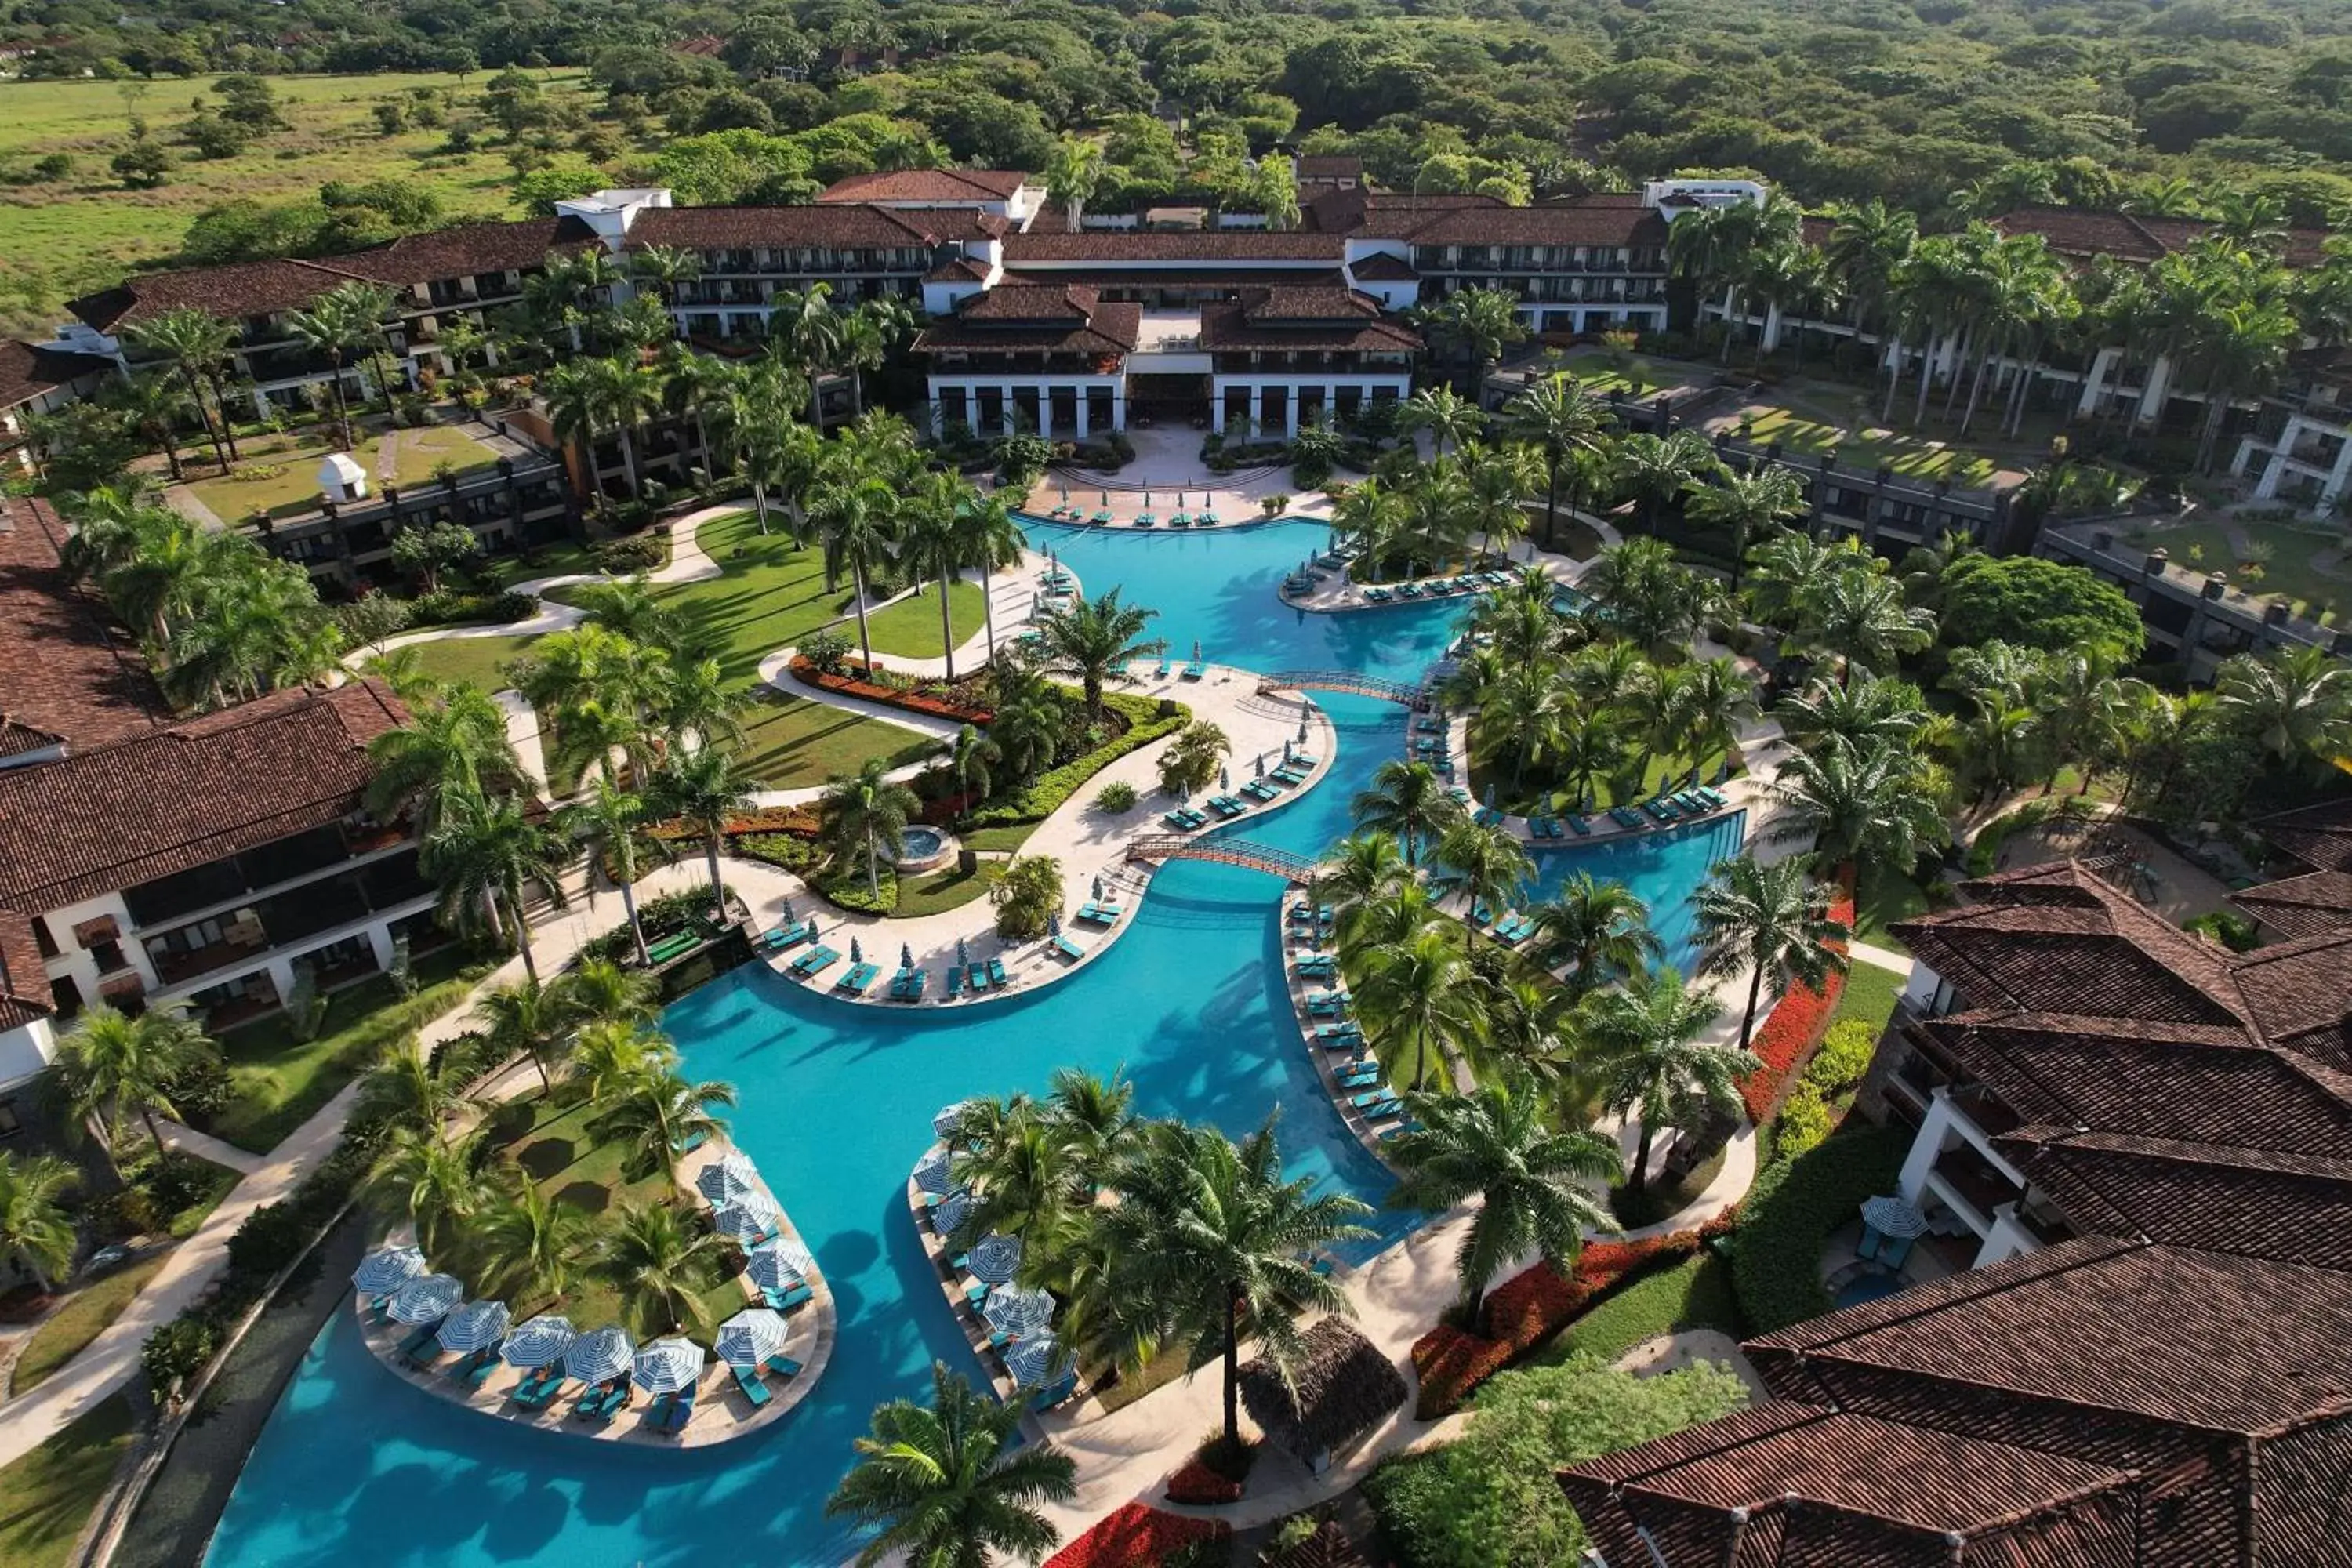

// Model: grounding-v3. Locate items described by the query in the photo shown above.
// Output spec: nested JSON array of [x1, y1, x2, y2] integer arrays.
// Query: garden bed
[[789, 655, 995, 724]]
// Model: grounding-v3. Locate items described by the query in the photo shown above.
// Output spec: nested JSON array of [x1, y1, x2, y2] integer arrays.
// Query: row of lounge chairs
[[1294, 951, 1337, 980], [1606, 785, 1732, 832], [887, 967, 929, 1002], [945, 958, 1011, 998], [730, 1353, 804, 1410], [1359, 571, 1512, 604], [1039, 505, 1223, 528]]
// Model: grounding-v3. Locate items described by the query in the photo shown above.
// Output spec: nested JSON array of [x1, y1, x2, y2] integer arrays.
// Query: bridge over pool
[[1126, 835, 1321, 884], [1255, 670, 1428, 706]]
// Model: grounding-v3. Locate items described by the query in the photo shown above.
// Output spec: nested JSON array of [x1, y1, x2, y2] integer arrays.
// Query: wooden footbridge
[[1255, 670, 1428, 706], [1126, 835, 1321, 884]]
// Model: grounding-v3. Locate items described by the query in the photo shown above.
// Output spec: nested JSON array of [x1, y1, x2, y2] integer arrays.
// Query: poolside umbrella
[[1092, 875, 1105, 900], [901, 942, 914, 969], [746, 1244, 807, 1292], [695, 1151, 761, 1207], [1059, 484, 1069, 506], [968, 1232, 1023, 1286], [633, 1336, 706, 1394], [933, 1189, 975, 1236], [713, 1198, 781, 1243], [1298, 718, 1310, 742], [1100, 490, 1109, 508], [501, 1314, 576, 1369], [564, 1325, 634, 1385], [808, 916, 822, 940], [851, 937, 863, 964], [1219, 766, 1229, 789], [983, 1283, 1055, 1339], [1047, 911, 1061, 938], [956, 936, 971, 968], [436, 1299, 512, 1356], [1860, 1195, 1929, 1240], [768, 1236, 817, 1277], [1484, 782, 1497, 808], [1004, 1333, 1062, 1388], [1192, 638, 1201, 662], [1254, 753, 1264, 777], [931, 1102, 969, 1141], [779, 897, 794, 923], [1143, 489, 1152, 506], [714, 1308, 789, 1369], [388, 1272, 463, 1325], [1283, 739, 1294, 763], [352, 1243, 424, 1296]]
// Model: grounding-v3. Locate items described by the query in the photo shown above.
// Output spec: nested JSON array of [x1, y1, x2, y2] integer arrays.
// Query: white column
[[1285, 385, 1301, 437], [1896, 1091, 1955, 1204], [2076, 346, 2119, 419], [1073, 387, 1089, 439], [1001, 384, 1018, 436], [265, 954, 299, 1004], [1111, 391, 1126, 432], [928, 390, 944, 438], [2321, 430, 2352, 510], [365, 922, 398, 971], [1211, 386, 1227, 434], [1326, 383, 1341, 425], [1760, 302, 1784, 353]]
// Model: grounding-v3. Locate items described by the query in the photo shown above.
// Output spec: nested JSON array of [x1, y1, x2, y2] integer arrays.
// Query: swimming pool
[[207, 520, 1749, 1567]]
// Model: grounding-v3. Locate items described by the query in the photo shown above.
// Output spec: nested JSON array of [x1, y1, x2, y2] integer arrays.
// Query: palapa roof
[[1237, 1319, 1404, 1458]]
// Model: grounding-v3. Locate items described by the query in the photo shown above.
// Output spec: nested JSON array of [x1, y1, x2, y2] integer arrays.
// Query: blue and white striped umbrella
[[632, 1336, 706, 1393], [387, 1272, 463, 1325], [932, 1189, 974, 1236], [563, 1325, 635, 1384], [712, 1199, 780, 1243], [500, 1314, 576, 1369], [352, 1244, 424, 1296], [1004, 1333, 1063, 1388], [695, 1152, 761, 1207], [746, 1243, 806, 1292], [435, 1299, 511, 1354], [713, 1307, 788, 1368], [983, 1283, 1055, 1339], [967, 1232, 1023, 1286], [766, 1236, 816, 1277], [931, 1102, 969, 1139], [913, 1146, 956, 1196]]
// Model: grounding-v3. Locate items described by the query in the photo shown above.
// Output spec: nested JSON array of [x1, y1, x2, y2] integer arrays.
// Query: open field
[[0, 71, 597, 334]]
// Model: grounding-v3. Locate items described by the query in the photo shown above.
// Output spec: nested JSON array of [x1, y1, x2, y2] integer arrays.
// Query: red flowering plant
[[1045, 1504, 1232, 1568]]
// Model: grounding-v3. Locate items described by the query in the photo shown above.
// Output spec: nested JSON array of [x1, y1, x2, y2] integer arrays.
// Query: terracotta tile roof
[[1999, 1127, 2352, 1269], [70, 256, 373, 333], [2229, 869, 2352, 938], [1198, 288, 1421, 353], [1994, 205, 2332, 269], [336, 216, 601, 288], [818, 169, 1029, 204], [2250, 798, 2352, 871], [1294, 155, 1363, 180], [0, 342, 114, 411], [626, 203, 975, 252], [1345, 252, 1417, 281], [955, 284, 1098, 322], [925, 256, 991, 283], [1397, 203, 1671, 250], [1344, 194, 1507, 239], [911, 296, 1141, 358], [2228, 927, 2352, 1046], [0, 495, 170, 760], [0, 681, 408, 911], [0, 909, 52, 1030], [993, 266, 1349, 290], [1000, 230, 1345, 264]]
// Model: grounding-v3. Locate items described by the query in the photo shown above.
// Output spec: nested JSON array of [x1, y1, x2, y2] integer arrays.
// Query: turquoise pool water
[[208, 520, 1747, 1567]]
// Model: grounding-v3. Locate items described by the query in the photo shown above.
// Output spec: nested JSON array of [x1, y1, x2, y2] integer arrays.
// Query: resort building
[[2034, 518, 2350, 676], [0, 496, 428, 1050], [0, 337, 114, 475]]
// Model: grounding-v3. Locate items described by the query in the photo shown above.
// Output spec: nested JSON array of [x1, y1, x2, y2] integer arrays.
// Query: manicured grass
[[479, 539, 612, 590], [2118, 517, 2352, 627], [1849, 863, 1929, 954], [861, 580, 989, 661], [891, 863, 993, 920], [1531, 1255, 1741, 1367], [1555, 348, 1706, 399], [1470, 751, 1730, 818], [1830, 958, 1902, 1039], [733, 690, 942, 789], [12, 1256, 170, 1394], [0, 1394, 134, 1568], [1728, 402, 2002, 488], [395, 632, 542, 693], [183, 425, 500, 522]]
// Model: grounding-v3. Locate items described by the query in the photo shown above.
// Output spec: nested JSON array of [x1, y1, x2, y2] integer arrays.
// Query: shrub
[[1773, 1083, 1836, 1160], [819, 865, 896, 914], [1806, 1019, 1880, 1097], [1094, 780, 1139, 814], [989, 855, 1062, 939], [2183, 909, 2261, 952], [1044, 1503, 1230, 1568], [735, 832, 819, 872], [967, 694, 1189, 828], [227, 1200, 315, 1279], [590, 533, 666, 573], [142, 1316, 220, 1405], [1156, 720, 1230, 797], [1165, 1457, 1244, 1505], [407, 588, 538, 628], [1730, 1126, 1909, 1332]]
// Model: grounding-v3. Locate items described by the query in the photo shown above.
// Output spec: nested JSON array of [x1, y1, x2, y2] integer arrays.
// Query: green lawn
[[864, 581, 989, 661], [1554, 348, 1707, 399], [395, 632, 542, 693], [1830, 958, 1903, 1039], [2117, 517, 2352, 628], [12, 1256, 171, 1394], [1731, 405, 2001, 488], [182, 424, 500, 522], [479, 539, 615, 590], [1849, 864, 1929, 954], [1531, 1255, 1741, 1367], [0, 1396, 134, 1568], [734, 689, 942, 788], [893, 863, 993, 920]]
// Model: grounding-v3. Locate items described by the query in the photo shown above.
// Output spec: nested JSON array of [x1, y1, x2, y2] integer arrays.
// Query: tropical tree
[[285, 281, 397, 448], [1502, 372, 1607, 546], [2216, 644, 2352, 764], [1093, 1119, 1370, 1450], [1776, 672, 1929, 754], [808, 466, 902, 672], [1612, 430, 1719, 535], [55, 1004, 212, 1167], [352, 1039, 467, 1134], [1682, 466, 1806, 596], [1351, 759, 1465, 868], [1314, 831, 1412, 947], [557, 956, 661, 1031], [826, 1362, 1078, 1568], [822, 757, 920, 902], [986, 674, 1063, 783], [1399, 384, 1483, 456], [898, 473, 975, 681], [568, 1020, 674, 1106], [1421, 286, 1529, 389], [365, 686, 523, 831], [1329, 477, 1405, 580], [0, 1152, 78, 1293], [1428, 816, 1534, 935], [949, 1109, 1074, 1245], [586, 354, 663, 499], [1674, 657, 1760, 786], [115, 370, 195, 481], [557, 777, 655, 967], [952, 490, 1028, 661], [124, 306, 241, 466], [1529, 873, 1663, 997], [366, 1126, 489, 1255], [1769, 735, 1949, 880], [1693, 856, 1849, 1051], [947, 724, 1001, 819], [1582, 970, 1757, 1193], [652, 743, 758, 906], [1040, 1067, 1139, 1191], [628, 243, 702, 307], [597, 1200, 724, 1338], [471, 1172, 593, 1306], [471, 975, 571, 1093], [1802, 570, 1936, 684], [1032, 588, 1160, 722], [1044, 136, 1105, 229], [1385, 1073, 1620, 1327], [590, 1066, 739, 1187], [1358, 927, 1487, 1089], [420, 787, 570, 983]]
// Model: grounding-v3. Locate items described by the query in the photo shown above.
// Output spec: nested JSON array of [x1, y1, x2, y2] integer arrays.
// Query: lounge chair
[[1170, 511, 1192, 528], [765, 1283, 815, 1312], [987, 957, 1009, 988], [1290, 753, 1319, 770], [512, 1370, 568, 1409], [1363, 586, 1392, 603], [1091, 508, 1114, 524], [664, 1388, 698, 1436], [1336, 1065, 1381, 1088], [967, 962, 989, 993], [836, 961, 879, 994], [946, 966, 965, 1000], [1134, 512, 1156, 528], [758, 922, 811, 952], [1052, 933, 1087, 961], [764, 1355, 803, 1379], [1350, 1089, 1399, 1112], [458, 1350, 502, 1387], [1609, 806, 1646, 829], [732, 1364, 774, 1408], [1162, 809, 1196, 830], [1698, 785, 1729, 808], [1199, 510, 1221, 526], [1567, 813, 1593, 836]]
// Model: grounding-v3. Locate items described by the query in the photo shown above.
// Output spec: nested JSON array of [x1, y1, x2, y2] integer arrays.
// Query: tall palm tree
[[557, 777, 655, 967], [285, 282, 397, 448], [947, 724, 1001, 819], [568, 1020, 674, 1106], [1385, 1073, 1620, 1328], [770, 283, 845, 426], [1581, 969, 1756, 1194], [1399, 384, 1483, 456], [1682, 466, 1806, 597], [822, 757, 920, 901], [826, 1362, 1079, 1568], [1802, 570, 1936, 686], [2032, 656, 2152, 795], [472, 1171, 593, 1306], [1040, 1067, 1138, 1192], [0, 1152, 78, 1293], [1314, 831, 1412, 948], [1675, 657, 1760, 787], [1044, 136, 1105, 229], [1459, 441, 1536, 561], [952, 490, 1028, 661], [55, 1004, 212, 1167], [628, 244, 702, 308], [1529, 873, 1662, 998], [808, 468, 901, 673], [365, 687, 523, 832], [1502, 372, 1607, 547], [1776, 672, 1929, 753], [124, 305, 241, 466], [597, 1200, 724, 1338], [949, 1111, 1073, 1245], [365, 1126, 489, 1255], [420, 788, 570, 983], [1428, 816, 1534, 937], [559, 956, 661, 1030], [1351, 759, 1465, 869], [590, 1066, 739, 1187], [586, 354, 662, 499], [897, 473, 972, 681], [115, 370, 194, 481], [1032, 588, 1160, 722], [1694, 856, 1849, 1051], [1094, 1119, 1370, 1450], [1358, 927, 1487, 1089], [540, 359, 613, 521], [1328, 477, 1405, 581], [652, 744, 758, 906], [472, 975, 571, 1093], [1611, 430, 1718, 535], [1768, 735, 1949, 882], [2216, 644, 2352, 764]]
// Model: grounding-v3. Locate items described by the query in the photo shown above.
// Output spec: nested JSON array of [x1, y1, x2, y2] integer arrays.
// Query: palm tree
[[770, 283, 846, 426], [1802, 570, 1936, 685], [1032, 588, 1160, 722], [421, 788, 570, 983], [628, 244, 702, 308], [652, 744, 758, 906], [539, 359, 613, 520], [952, 490, 1028, 661], [1769, 735, 1949, 880], [1682, 466, 1806, 597], [1694, 856, 1849, 1052], [597, 1200, 723, 1338], [1423, 287, 1529, 390], [1529, 873, 1663, 997], [557, 777, 655, 967], [0, 1152, 78, 1293], [115, 370, 194, 481], [586, 354, 663, 499], [1358, 927, 1487, 1089], [822, 757, 920, 902], [2216, 644, 2352, 764], [365, 687, 523, 832], [557, 956, 661, 1031], [1329, 477, 1405, 580], [1502, 372, 1607, 548], [1674, 657, 1760, 787], [472, 975, 571, 1093], [1351, 759, 1465, 869], [1460, 441, 1536, 561], [1776, 672, 1929, 754], [808, 468, 901, 672], [1582, 969, 1756, 1194], [1428, 816, 1534, 936], [947, 724, 1001, 819], [55, 1004, 211, 1167], [986, 675, 1063, 782], [949, 1110, 1073, 1244], [826, 1362, 1078, 1568], [472, 1172, 593, 1306], [124, 306, 241, 466], [1399, 384, 1483, 456], [2032, 656, 2152, 795], [898, 474, 972, 681], [1094, 1119, 1370, 1450], [1314, 831, 1412, 946], [285, 282, 396, 448], [590, 1066, 738, 1186], [568, 1020, 673, 1105], [366, 1126, 489, 1255], [1041, 1067, 1138, 1191], [1611, 430, 1718, 535], [1385, 1073, 1620, 1328]]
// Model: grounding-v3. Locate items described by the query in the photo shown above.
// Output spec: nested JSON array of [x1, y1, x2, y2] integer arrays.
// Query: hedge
[[1735, 885, 1853, 1123], [964, 692, 1189, 829], [789, 655, 994, 724], [1729, 1125, 1910, 1333]]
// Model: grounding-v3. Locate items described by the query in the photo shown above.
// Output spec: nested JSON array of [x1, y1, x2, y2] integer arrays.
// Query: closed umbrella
[[956, 936, 971, 968], [901, 942, 913, 969], [436, 1299, 512, 1355], [352, 1244, 424, 1296], [779, 897, 794, 923], [851, 937, 863, 964], [695, 1151, 760, 1207], [1254, 753, 1265, 777], [967, 1232, 1023, 1286], [387, 1272, 463, 1325], [933, 1189, 975, 1236], [714, 1308, 789, 1369], [1092, 875, 1104, 900], [713, 1198, 780, 1243], [1860, 1195, 1929, 1239], [1298, 718, 1310, 742], [746, 1244, 807, 1292], [1047, 911, 1062, 938], [983, 1283, 1055, 1338], [931, 1102, 969, 1141], [632, 1336, 706, 1394], [1192, 638, 1201, 662], [564, 1326, 634, 1385], [1219, 766, 1229, 789], [500, 1314, 576, 1369], [1004, 1333, 1062, 1388], [913, 1146, 956, 1196]]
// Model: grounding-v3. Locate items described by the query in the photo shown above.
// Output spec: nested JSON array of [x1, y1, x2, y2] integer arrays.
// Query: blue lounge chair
[[1052, 933, 1087, 961], [765, 1283, 815, 1312], [1567, 814, 1593, 836], [394, 1323, 441, 1363], [732, 1364, 773, 1408], [1200, 510, 1221, 526], [1182, 658, 1207, 679], [1350, 1089, 1399, 1112], [967, 963, 989, 993], [836, 961, 879, 994], [1337, 1065, 1381, 1089], [946, 965, 965, 999], [1134, 512, 1156, 528], [765, 1355, 803, 1379], [987, 958, 1009, 988], [1698, 785, 1730, 808]]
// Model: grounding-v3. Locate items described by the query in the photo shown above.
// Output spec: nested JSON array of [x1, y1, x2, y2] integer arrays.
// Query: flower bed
[[1044, 1503, 1232, 1568], [1735, 887, 1855, 1123], [1163, 1457, 1243, 1505], [789, 655, 995, 724]]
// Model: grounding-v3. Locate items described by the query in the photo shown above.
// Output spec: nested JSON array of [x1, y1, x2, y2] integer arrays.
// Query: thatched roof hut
[[1237, 1319, 1406, 1471]]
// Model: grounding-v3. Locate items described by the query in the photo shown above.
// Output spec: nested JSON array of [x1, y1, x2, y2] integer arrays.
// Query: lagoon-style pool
[[206, 521, 1744, 1566]]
